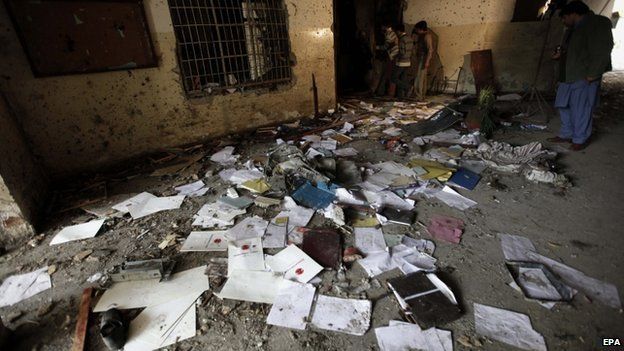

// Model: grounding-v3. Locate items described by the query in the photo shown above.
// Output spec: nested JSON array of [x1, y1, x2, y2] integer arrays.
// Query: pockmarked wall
[[0, 0, 335, 177], [404, 0, 613, 94]]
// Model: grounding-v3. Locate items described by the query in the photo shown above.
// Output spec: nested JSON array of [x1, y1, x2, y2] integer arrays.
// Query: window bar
[[180, 2, 202, 92], [209, 0, 229, 88], [189, 0, 207, 92]]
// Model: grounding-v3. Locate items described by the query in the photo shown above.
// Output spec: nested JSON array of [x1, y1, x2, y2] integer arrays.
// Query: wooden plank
[[71, 288, 93, 351]]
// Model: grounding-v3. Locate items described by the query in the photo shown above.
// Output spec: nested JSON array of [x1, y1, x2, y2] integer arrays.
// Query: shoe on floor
[[570, 142, 589, 151], [100, 309, 127, 350], [547, 136, 572, 143]]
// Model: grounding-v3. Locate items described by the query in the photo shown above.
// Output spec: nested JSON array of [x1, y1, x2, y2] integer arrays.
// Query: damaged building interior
[[1, 0, 624, 349]]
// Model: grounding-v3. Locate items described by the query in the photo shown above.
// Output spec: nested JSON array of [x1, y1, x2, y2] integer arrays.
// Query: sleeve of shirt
[[587, 17, 614, 78]]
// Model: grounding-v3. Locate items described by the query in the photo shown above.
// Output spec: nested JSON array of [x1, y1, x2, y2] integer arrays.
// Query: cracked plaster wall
[[0, 0, 335, 178]]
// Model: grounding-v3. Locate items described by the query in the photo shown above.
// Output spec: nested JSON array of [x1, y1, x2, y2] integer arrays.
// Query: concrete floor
[[1, 73, 623, 351]]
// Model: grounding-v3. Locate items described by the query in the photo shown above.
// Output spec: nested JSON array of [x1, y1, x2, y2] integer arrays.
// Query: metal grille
[[168, 0, 292, 97]]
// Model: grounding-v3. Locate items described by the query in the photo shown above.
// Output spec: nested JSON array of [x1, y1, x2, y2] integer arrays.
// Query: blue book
[[448, 168, 481, 190]]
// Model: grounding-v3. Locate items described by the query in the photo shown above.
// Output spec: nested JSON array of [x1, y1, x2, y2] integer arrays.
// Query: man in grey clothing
[[390, 24, 414, 98]]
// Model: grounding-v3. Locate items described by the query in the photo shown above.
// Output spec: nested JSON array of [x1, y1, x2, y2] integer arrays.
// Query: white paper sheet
[[263, 218, 288, 248], [377, 161, 416, 177], [266, 245, 323, 283], [192, 202, 246, 228], [357, 252, 398, 277], [474, 303, 547, 351], [220, 168, 264, 185], [0, 267, 52, 307], [335, 188, 367, 206], [124, 295, 198, 351], [228, 237, 265, 274], [354, 227, 387, 255], [94, 266, 209, 312], [363, 190, 414, 210], [216, 270, 284, 304], [499, 233, 537, 261], [391, 244, 437, 273], [376, 323, 452, 351], [226, 216, 269, 240], [433, 186, 477, 210], [333, 148, 359, 157], [310, 296, 371, 335], [175, 180, 209, 197], [128, 195, 186, 219], [401, 236, 436, 255], [112, 192, 156, 214], [274, 197, 315, 233], [311, 139, 337, 150], [180, 231, 228, 252], [266, 281, 316, 330], [49, 219, 106, 245], [210, 146, 239, 165]]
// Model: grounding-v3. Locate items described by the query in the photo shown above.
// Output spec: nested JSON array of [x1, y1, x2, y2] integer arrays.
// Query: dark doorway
[[333, 0, 403, 98]]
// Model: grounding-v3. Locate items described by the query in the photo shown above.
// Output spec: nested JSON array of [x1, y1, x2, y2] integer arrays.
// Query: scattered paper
[[354, 227, 387, 255], [124, 295, 198, 351], [266, 245, 323, 283], [474, 303, 547, 351], [266, 281, 316, 330], [210, 146, 239, 165], [517, 267, 563, 300], [333, 148, 359, 157], [217, 270, 284, 304], [175, 180, 209, 197], [0, 267, 52, 307], [94, 266, 209, 312], [274, 197, 315, 233], [263, 217, 288, 248], [310, 296, 371, 335], [180, 231, 228, 252], [376, 321, 453, 351], [112, 192, 157, 214], [500, 234, 621, 309], [226, 216, 269, 240], [499, 233, 537, 261], [228, 237, 265, 273], [433, 186, 477, 210], [49, 219, 106, 245], [357, 252, 398, 277], [193, 202, 246, 228], [128, 195, 185, 219]]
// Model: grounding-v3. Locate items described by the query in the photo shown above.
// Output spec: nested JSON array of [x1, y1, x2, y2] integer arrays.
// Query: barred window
[[168, 0, 292, 97]]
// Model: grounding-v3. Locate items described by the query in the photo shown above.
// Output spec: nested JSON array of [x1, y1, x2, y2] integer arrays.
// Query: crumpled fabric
[[474, 141, 555, 166]]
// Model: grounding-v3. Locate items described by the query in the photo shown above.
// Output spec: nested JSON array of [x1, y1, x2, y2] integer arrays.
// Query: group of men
[[375, 21, 435, 100], [374, 0, 614, 152]]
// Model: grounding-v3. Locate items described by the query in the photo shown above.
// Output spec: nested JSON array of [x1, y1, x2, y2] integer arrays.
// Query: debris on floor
[[2, 95, 590, 350], [0, 267, 52, 307], [474, 303, 547, 351]]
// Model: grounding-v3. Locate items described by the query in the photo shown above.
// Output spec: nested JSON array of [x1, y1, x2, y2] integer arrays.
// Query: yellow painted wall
[[405, 0, 613, 93], [0, 0, 335, 177]]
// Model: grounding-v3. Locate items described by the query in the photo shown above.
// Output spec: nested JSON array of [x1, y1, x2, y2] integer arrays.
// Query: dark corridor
[[334, 0, 403, 97]]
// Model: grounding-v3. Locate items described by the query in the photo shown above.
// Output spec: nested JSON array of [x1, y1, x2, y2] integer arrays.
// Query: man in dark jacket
[[549, 1, 613, 151]]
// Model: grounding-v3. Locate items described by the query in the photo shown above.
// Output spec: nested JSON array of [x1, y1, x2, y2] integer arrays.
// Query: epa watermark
[[601, 338, 622, 347]]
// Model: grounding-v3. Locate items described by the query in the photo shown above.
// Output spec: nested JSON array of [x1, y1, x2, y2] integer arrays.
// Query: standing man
[[549, 1, 613, 151], [412, 21, 436, 100], [391, 24, 414, 98], [375, 24, 399, 96]]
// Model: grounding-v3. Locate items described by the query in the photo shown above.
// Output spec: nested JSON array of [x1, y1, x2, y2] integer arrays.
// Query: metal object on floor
[[110, 258, 176, 282]]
